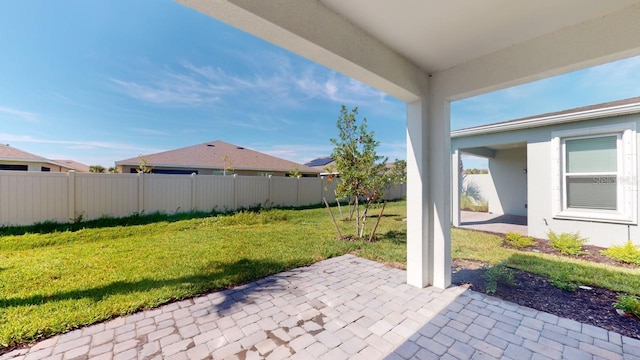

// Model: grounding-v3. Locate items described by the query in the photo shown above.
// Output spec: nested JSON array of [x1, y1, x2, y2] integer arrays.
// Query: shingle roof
[[53, 160, 91, 172], [116, 140, 321, 173], [0, 144, 49, 161]]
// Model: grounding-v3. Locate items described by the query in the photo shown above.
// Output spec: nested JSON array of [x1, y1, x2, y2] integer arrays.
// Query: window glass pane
[[566, 136, 616, 173], [566, 175, 616, 210]]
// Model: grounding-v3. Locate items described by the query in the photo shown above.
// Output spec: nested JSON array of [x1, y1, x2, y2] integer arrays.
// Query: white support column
[[429, 88, 452, 289], [451, 149, 462, 227], [406, 77, 452, 289], [406, 97, 430, 288]]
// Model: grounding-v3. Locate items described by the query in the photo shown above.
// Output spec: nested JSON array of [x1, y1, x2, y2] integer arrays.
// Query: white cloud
[[580, 55, 640, 96], [0, 133, 163, 154], [379, 141, 407, 161], [130, 128, 169, 136], [293, 70, 387, 106], [0, 106, 39, 122], [250, 143, 334, 164], [110, 58, 389, 109]]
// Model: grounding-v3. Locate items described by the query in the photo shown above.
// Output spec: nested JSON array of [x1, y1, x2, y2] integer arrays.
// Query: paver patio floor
[[3, 255, 639, 360]]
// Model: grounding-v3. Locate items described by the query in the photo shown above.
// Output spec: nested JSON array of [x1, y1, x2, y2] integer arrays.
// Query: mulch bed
[[451, 234, 640, 339]]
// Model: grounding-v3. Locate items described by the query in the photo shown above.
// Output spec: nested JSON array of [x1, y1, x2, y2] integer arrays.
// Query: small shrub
[[504, 232, 536, 249], [548, 230, 586, 255], [460, 196, 488, 212], [614, 295, 640, 318], [216, 209, 288, 226], [601, 240, 640, 266], [548, 272, 578, 291], [483, 263, 515, 294]]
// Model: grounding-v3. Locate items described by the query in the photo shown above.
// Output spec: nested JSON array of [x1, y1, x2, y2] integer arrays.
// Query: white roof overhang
[[177, 0, 640, 101]]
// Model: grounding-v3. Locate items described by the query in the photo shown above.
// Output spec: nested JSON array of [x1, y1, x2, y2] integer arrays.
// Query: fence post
[[296, 177, 300, 207], [67, 171, 76, 222], [233, 174, 238, 210], [319, 176, 324, 205], [191, 173, 197, 211], [138, 172, 144, 214], [268, 175, 272, 208]]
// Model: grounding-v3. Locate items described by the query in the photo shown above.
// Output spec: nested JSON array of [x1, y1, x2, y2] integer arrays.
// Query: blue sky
[[1, 1, 640, 169]]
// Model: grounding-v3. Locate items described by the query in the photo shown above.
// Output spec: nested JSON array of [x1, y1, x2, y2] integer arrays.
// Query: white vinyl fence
[[0, 171, 406, 226]]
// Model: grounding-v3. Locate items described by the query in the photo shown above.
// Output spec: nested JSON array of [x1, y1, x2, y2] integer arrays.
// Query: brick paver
[[0, 255, 635, 359]]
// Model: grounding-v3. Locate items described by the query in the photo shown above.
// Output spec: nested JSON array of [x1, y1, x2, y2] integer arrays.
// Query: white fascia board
[[451, 102, 640, 138]]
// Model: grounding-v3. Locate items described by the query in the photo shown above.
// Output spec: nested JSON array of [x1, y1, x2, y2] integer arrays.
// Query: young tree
[[89, 165, 105, 173], [136, 156, 153, 174], [329, 105, 405, 240]]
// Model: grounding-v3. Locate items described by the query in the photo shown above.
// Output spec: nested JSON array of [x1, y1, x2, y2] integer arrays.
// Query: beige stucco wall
[[0, 160, 67, 172]]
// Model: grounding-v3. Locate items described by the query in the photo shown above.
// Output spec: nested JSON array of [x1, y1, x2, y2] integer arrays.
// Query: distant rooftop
[[54, 159, 91, 172], [0, 144, 49, 161], [116, 140, 320, 173]]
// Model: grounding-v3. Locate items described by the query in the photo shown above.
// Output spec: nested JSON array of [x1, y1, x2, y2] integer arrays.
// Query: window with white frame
[[551, 123, 637, 223]]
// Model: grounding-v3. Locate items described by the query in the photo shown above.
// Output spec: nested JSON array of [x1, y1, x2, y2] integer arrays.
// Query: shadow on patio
[[459, 210, 528, 235]]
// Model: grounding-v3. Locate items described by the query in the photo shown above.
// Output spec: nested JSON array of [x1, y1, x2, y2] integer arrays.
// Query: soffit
[[319, 0, 640, 73]]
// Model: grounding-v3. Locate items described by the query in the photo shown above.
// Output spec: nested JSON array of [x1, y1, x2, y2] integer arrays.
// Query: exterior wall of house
[[0, 160, 66, 172], [488, 148, 527, 216], [453, 112, 640, 248]]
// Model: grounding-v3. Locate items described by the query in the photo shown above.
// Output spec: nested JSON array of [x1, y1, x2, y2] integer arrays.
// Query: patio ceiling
[[319, 0, 640, 74]]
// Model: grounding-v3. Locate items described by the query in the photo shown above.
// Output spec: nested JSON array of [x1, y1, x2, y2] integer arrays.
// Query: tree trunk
[[368, 201, 386, 242], [354, 196, 359, 237]]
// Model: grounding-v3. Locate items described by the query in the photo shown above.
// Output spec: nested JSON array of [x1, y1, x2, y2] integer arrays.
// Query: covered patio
[[178, 0, 640, 288]]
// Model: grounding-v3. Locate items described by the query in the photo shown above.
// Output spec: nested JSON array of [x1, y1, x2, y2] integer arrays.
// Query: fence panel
[[75, 173, 139, 220], [195, 175, 235, 212], [236, 176, 269, 209], [0, 171, 68, 226], [270, 177, 298, 207], [384, 184, 404, 200], [321, 177, 338, 204], [0, 170, 406, 226], [143, 174, 192, 214], [298, 178, 322, 206]]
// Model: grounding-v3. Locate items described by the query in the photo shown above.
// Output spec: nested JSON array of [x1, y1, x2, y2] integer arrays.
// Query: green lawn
[[2, 201, 640, 349], [0, 202, 406, 348]]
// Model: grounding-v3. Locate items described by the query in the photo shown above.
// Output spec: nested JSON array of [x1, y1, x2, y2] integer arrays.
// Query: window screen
[[565, 136, 616, 173], [564, 135, 617, 211], [566, 176, 616, 210]]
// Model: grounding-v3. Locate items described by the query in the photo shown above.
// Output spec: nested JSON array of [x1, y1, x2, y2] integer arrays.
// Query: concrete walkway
[[460, 211, 528, 235], [2, 255, 638, 360]]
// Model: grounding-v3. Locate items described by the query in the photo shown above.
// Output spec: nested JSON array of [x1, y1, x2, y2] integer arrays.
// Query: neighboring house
[[304, 157, 336, 175], [451, 96, 640, 248], [115, 140, 321, 177], [306, 157, 406, 178], [53, 160, 91, 173], [0, 144, 73, 172]]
